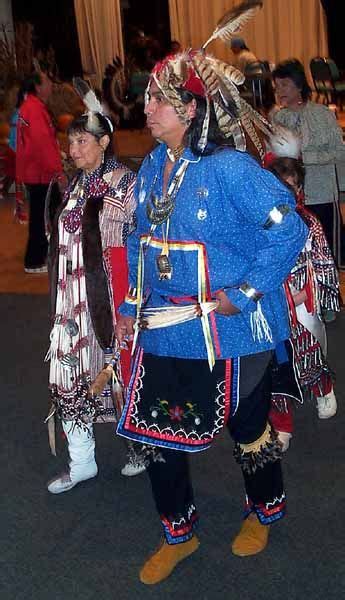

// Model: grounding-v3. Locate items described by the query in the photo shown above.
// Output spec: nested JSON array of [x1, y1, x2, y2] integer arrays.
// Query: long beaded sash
[[46, 182, 90, 394]]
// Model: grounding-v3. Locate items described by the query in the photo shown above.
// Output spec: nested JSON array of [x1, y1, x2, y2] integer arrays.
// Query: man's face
[[144, 80, 187, 144]]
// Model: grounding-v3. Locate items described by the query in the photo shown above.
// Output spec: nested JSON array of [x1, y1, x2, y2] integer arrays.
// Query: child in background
[[267, 156, 340, 451], [8, 85, 28, 224]]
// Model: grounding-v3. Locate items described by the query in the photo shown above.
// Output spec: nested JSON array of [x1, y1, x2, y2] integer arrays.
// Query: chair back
[[310, 57, 345, 109], [244, 61, 265, 78], [310, 57, 333, 88], [325, 58, 340, 81], [309, 57, 335, 104], [243, 61, 274, 109]]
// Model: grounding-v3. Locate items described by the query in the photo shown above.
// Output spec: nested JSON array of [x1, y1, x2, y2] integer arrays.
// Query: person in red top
[[16, 70, 63, 273]]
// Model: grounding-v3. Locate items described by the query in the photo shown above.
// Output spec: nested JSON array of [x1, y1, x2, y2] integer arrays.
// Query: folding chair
[[310, 57, 345, 109]]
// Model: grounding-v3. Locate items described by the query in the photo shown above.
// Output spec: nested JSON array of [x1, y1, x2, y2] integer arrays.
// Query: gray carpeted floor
[[1, 294, 344, 600]]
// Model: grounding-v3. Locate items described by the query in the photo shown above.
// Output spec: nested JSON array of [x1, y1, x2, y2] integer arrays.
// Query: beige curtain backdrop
[[74, 0, 124, 88], [168, 0, 328, 73]]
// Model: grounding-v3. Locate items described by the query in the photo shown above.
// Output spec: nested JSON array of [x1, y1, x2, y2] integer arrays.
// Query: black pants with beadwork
[[146, 351, 285, 544]]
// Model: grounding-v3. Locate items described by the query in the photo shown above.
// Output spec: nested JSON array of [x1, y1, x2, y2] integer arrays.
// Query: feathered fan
[[203, 0, 263, 49]]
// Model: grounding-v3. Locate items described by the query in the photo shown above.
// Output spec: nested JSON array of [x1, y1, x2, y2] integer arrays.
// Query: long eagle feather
[[202, 0, 263, 49], [73, 76, 103, 114]]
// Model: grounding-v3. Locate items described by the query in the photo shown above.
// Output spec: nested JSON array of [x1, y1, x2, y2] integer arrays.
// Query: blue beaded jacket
[[120, 143, 308, 360]]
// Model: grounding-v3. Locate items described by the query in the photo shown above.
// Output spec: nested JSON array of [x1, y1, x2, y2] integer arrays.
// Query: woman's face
[[274, 77, 302, 108], [284, 174, 300, 195], [68, 131, 108, 173]]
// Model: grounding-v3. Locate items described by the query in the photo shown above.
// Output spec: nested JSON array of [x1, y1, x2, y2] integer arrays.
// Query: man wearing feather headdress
[[115, 1, 308, 584]]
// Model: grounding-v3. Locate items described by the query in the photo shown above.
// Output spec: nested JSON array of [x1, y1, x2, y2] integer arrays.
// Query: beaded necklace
[[146, 152, 189, 279]]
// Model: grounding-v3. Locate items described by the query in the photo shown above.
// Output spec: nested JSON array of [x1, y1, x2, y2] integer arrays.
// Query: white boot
[[317, 389, 337, 419], [47, 421, 98, 494]]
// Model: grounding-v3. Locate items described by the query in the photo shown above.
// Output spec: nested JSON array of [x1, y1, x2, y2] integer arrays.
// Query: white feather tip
[[268, 128, 301, 159], [73, 77, 103, 114]]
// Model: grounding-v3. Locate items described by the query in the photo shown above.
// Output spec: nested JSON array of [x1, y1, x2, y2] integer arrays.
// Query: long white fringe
[[250, 301, 273, 343]]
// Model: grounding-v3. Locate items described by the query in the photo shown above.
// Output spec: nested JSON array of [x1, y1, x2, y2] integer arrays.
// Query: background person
[[266, 155, 339, 451], [272, 58, 345, 269], [230, 36, 258, 73], [7, 83, 28, 224], [16, 70, 63, 273]]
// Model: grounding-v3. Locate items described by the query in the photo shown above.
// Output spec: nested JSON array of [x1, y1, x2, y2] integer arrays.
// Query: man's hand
[[215, 290, 240, 316], [115, 315, 136, 344], [292, 288, 307, 306]]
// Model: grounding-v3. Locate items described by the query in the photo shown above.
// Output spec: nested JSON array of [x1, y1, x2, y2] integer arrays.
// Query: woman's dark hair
[[268, 157, 305, 191], [179, 89, 236, 156], [19, 71, 43, 99], [67, 112, 114, 158], [15, 82, 28, 108], [272, 59, 312, 101]]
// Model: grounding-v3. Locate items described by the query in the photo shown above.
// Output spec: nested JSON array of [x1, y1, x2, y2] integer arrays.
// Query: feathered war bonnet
[[72, 77, 114, 137], [147, 0, 275, 158]]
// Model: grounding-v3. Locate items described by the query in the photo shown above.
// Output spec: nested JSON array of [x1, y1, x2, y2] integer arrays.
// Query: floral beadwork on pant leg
[[150, 398, 202, 425]]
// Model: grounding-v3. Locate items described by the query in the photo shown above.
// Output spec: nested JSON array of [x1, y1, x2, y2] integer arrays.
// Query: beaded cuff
[[239, 283, 263, 303], [263, 204, 291, 229]]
